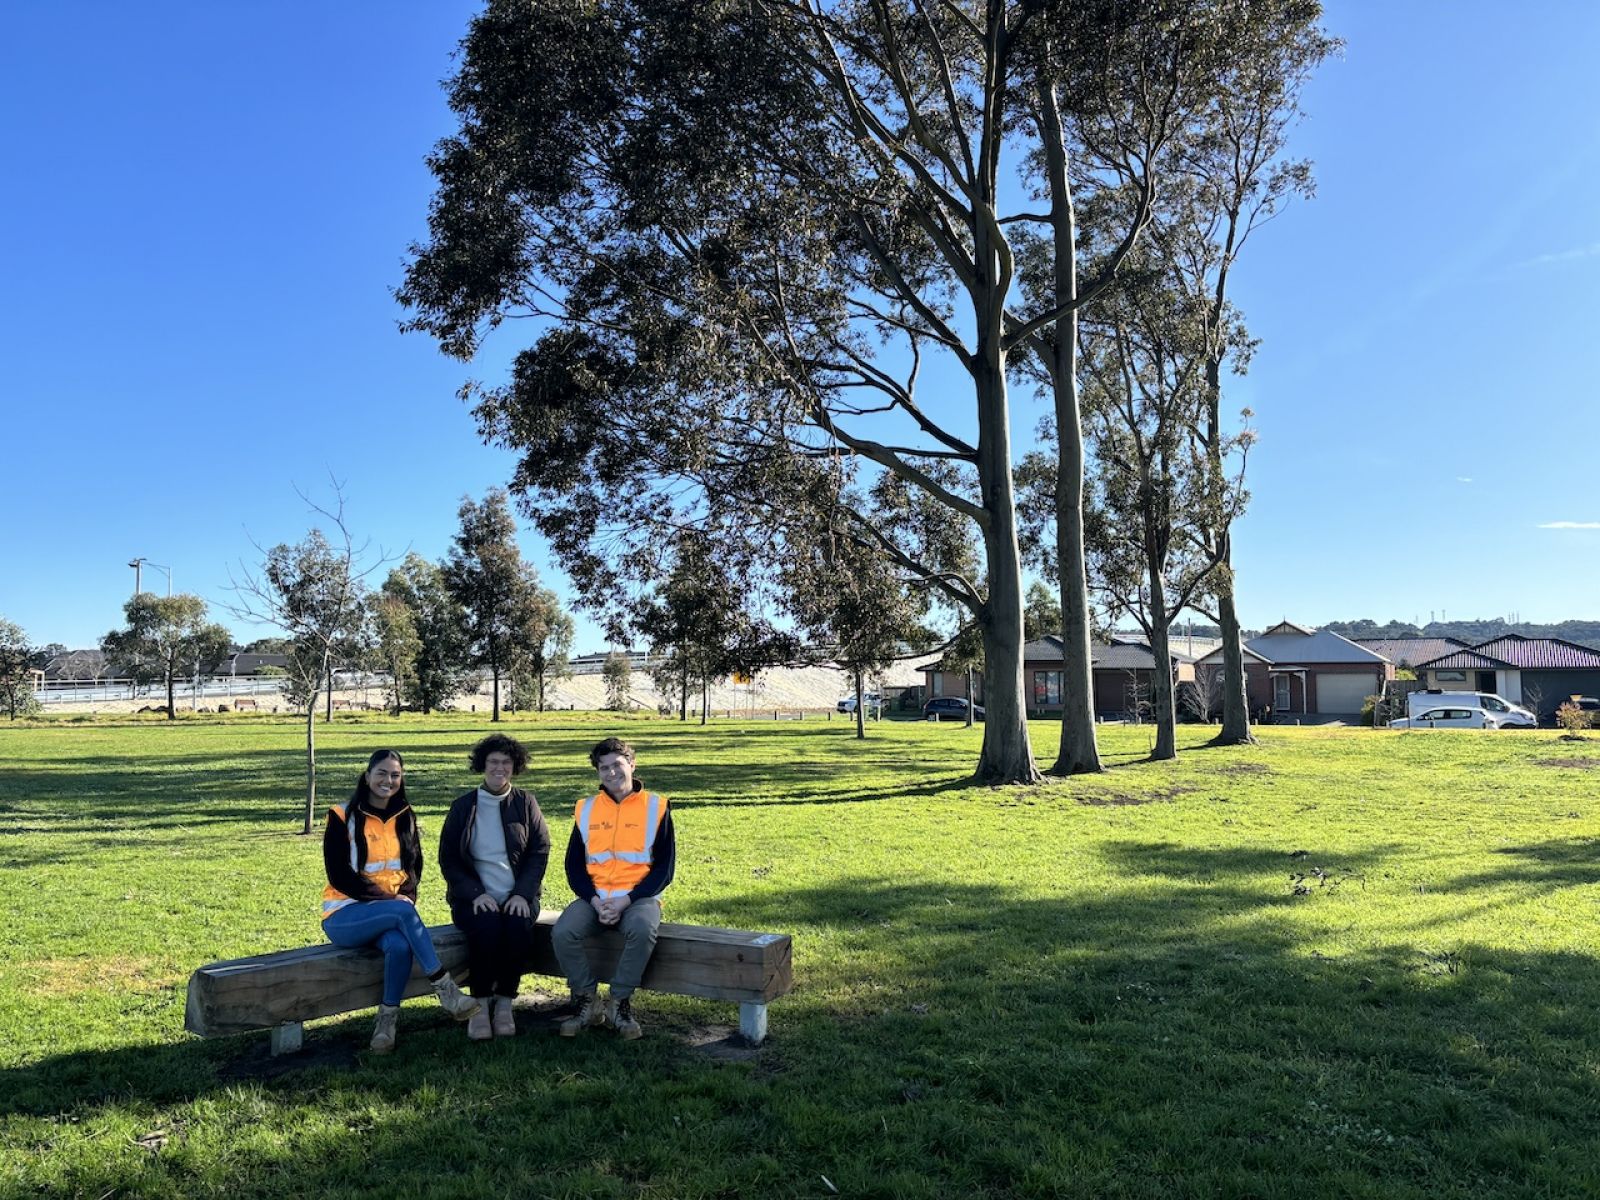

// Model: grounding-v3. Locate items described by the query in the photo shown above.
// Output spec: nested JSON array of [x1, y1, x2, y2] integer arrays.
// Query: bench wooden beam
[[185, 911, 792, 1049]]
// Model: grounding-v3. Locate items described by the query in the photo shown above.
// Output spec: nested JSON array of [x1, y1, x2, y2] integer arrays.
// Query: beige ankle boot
[[371, 1004, 400, 1053], [491, 996, 517, 1037], [432, 973, 481, 1021]]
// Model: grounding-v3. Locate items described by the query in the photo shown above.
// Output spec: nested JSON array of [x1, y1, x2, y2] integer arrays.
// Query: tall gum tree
[[400, 0, 1248, 782]]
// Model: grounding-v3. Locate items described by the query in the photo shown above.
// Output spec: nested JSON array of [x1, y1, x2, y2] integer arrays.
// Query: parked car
[[924, 696, 985, 722], [837, 692, 883, 715], [1408, 689, 1536, 728], [1389, 706, 1501, 730]]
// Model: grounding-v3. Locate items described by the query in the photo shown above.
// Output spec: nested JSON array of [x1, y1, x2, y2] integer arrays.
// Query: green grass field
[[3, 713, 1599, 1198]]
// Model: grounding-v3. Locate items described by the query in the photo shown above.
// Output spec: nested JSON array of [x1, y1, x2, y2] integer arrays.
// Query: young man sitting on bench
[[552, 737, 675, 1040]]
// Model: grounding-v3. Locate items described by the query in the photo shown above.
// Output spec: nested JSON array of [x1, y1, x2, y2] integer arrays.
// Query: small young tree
[[101, 593, 232, 721], [0, 618, 40, 720], [506, 570, 574, 713], [602, 651, 632, 712], [444, 489, 533, 722], [367, 590, 420, 714], [227, 490, 377, 834], [380, 553, 472, 714]]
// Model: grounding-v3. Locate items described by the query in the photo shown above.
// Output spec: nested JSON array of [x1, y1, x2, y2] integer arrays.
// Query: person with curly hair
[[438, 733, 551, 1040], [322, 749, 480, 1054]]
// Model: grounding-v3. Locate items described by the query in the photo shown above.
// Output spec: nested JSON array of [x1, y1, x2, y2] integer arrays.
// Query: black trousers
[[451, 902, 538, 998]]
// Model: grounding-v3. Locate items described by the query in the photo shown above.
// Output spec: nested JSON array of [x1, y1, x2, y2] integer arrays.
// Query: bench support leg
[[739, 1001, 768, 1045], [270, 1021, 304, 1056]]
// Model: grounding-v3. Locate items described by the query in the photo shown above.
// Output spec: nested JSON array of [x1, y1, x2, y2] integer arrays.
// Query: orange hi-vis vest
[[321, 802, 410, 920], [576, 788, 667, 900]]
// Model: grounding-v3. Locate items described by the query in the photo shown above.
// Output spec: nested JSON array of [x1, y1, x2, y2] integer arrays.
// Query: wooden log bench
[[186, 911, 793, 1055]]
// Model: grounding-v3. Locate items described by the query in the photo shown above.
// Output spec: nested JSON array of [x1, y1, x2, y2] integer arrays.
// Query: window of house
[[1034, 670, 1062, 706], [932, 674, 944, 698], [1435, 670, 1467, 682]]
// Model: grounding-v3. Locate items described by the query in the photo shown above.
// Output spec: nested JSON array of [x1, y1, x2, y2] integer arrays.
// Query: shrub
[[1555, 702, 1591, 735]]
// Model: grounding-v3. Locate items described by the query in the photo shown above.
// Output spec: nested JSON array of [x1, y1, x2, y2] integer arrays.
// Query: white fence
[[33, 672, 384, 706]]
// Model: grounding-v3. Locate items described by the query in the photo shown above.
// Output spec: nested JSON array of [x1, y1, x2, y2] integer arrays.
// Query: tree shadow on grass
[[7, 844, 1600, 1197]]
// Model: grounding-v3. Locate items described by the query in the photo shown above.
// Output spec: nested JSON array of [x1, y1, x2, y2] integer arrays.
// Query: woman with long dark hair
[[322, 748, 479, 1053]]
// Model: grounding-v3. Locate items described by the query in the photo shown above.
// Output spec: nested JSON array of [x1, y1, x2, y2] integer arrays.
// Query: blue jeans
[[323, 899, 443, 1006]]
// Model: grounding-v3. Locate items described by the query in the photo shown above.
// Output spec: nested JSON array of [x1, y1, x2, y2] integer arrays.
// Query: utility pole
[[129, 557, 172, 597]]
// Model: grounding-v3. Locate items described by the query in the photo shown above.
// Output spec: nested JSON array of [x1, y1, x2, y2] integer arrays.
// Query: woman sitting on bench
[[438, 734, 551, 1041], [321, 748, 480, 1053]]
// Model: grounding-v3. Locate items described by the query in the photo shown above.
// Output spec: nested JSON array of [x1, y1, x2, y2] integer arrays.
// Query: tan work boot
[[467, 1002, 492, 1041], [432, 973, 481, 1021], [370, 1004, 400, 1054], [491, 996, 517, 1038], [609, 994, 642, 1040], [559, 992, 605, 1037]]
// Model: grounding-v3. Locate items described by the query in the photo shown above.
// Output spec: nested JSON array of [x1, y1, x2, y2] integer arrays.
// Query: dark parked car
[[923, 696, 985, 722], [1549, 696, 1600, 728]]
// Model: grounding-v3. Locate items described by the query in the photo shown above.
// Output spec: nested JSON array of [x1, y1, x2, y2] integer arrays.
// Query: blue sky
[[2, 1, 1597, 653]]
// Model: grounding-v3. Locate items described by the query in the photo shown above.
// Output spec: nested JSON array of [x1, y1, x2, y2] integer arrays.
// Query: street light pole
[[128, 557, 172, 597]]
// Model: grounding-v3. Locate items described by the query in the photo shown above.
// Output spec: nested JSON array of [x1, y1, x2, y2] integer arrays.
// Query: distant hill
[[1320, 617, 1600, 653]]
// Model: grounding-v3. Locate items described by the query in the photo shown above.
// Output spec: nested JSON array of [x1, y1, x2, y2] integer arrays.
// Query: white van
[[1406, 690, 1536, 728]]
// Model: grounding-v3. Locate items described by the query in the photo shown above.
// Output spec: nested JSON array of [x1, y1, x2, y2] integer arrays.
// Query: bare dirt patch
[[1213, 762, 1272, 776], [32, 955, 166, 999], [1078, 785, 1197, 807], [1535, 756, 1600, 769]]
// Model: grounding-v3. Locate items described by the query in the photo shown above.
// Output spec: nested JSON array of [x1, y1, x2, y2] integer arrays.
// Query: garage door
[[1316, 673, 1378, 714]]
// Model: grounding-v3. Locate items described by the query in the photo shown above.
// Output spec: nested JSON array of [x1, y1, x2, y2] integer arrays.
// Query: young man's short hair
[[589, 736, 636, 768]]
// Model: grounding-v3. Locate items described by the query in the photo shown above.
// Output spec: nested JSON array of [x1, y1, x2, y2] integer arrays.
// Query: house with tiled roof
[[1353, 637, 1468, 672], [915, 636, 1194, 718], [1194, 621, 1393, 716], [1412, 635, 1600, 718]]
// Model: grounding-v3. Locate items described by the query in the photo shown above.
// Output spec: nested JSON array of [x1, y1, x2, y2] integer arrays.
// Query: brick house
[[1194, 621, 1392, 716]]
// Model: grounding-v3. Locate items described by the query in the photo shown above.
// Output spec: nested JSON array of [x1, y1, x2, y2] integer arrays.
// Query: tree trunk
[[302, 700, 317, 835], [700, 677, 708, 726], [680, 667, 689, 722], [1037, 78, 1102, 777], [1147, 609, 1178, 762], [1212, 567, 1255, 745], [165, 666, 176, 721], [854, 668, 865, 740], [965, 666, 975, 728], [325, 664, 333, 722], [491, 661, 501, 722], [970, 359, 1040, 784]]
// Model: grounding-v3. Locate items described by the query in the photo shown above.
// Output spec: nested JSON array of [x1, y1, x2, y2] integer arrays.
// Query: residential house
[[1411, 635, 1600, 719], [917, 636, 1194, 719], [1194, 621, 1392, 716], [1352, 638, 1468, 673]]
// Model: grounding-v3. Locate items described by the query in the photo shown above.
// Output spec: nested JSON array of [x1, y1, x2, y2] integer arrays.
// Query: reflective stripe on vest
[[575, 790, 665, 898], [320, 802, 410, 919]]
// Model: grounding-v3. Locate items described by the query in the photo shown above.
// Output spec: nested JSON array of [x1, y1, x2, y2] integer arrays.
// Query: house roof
[[1195, 624, 1386, 667], [1354, 638, 1468, 669], [916, 635, 1190, 675], [1416, 635, 1600, 672]]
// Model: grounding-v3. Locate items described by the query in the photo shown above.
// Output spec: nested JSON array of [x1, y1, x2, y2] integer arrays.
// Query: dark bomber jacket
[[437, 787, 551, 909]]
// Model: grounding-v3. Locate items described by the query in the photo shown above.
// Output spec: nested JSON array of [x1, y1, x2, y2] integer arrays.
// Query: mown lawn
[[2, 712, 1599, 1198]]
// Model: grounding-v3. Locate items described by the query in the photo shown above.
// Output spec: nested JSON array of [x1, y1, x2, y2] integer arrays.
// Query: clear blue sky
[[3, 1, 1597, 653]]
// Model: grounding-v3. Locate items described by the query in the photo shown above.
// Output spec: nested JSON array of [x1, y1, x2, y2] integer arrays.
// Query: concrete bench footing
[[739, 1001, 768, 1045], [270, 1021, 304, 1055]]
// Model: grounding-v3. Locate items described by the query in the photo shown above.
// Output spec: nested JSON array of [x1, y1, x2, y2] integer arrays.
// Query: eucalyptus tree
[[782, 492, 923, 739], [507, 574, 574, 713], [399, 0, 1263, 782], [101, 593, 232, 721], [1075, 252, 1253, 760], [366, 590, 420, 714], [380, 553, 472, 714], [1146, 2, 1335, 745], [0, 618, 39, 720], [444, 488, 535, 722]]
